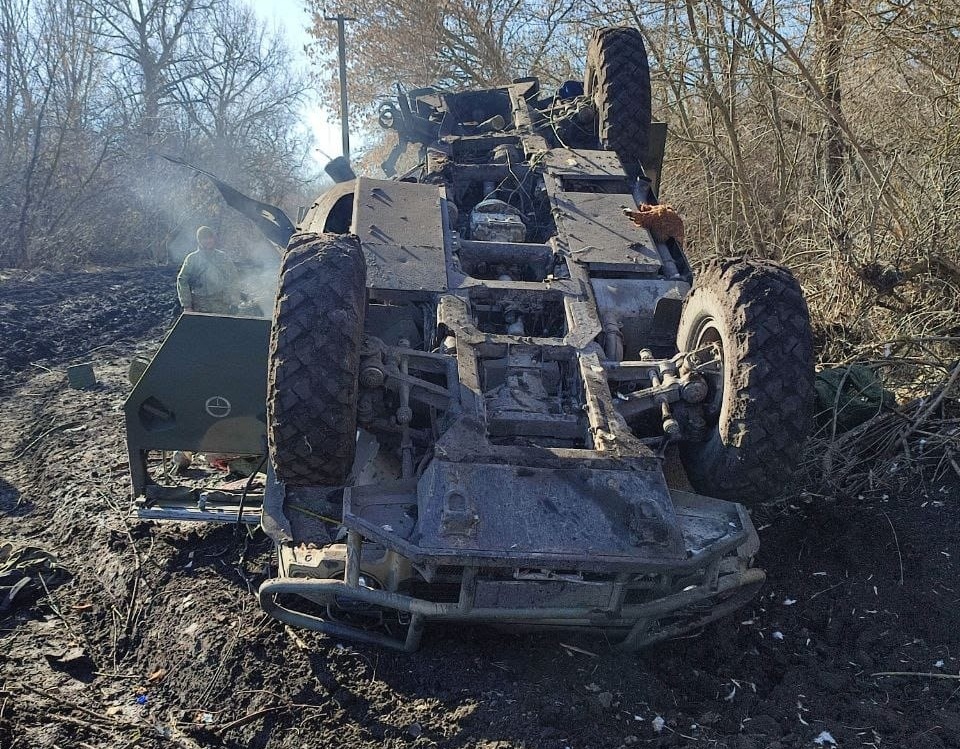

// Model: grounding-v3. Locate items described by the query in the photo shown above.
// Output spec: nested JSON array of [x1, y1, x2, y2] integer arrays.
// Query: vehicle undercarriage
[[125, 27, 814, 650]]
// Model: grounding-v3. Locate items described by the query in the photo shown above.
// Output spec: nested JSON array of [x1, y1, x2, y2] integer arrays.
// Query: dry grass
[[798, 337, 960, 499]]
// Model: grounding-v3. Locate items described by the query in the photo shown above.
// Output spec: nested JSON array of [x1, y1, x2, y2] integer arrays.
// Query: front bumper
[[257, 488, 764, 651]]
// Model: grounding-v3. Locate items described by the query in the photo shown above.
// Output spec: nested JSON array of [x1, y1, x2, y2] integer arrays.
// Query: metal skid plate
[[353, 177, 448, 296], [552, 191, 662, 274], [543, 148, 628, 180], [343, 458, 688, 571], [417, 460, 685, 564]]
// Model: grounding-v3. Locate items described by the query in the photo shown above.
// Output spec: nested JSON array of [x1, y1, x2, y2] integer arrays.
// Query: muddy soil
[[1, 269, 958, 749], [0, 267, 178, 393]]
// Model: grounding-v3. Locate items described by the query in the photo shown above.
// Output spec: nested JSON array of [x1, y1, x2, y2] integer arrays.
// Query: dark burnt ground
[[0, 267, 177, 393], [0, 269, 958, 749]]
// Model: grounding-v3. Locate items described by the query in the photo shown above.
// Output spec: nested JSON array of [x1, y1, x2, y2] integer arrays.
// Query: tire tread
[[679, 259, 815, 504], [267, 232, 366, 485], [585, 27, 652, 175]]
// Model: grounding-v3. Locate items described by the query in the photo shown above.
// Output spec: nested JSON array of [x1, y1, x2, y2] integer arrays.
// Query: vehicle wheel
[[677, 259, 815, 505], [268, 232, 366, 485], [583, 26, 652, 178]]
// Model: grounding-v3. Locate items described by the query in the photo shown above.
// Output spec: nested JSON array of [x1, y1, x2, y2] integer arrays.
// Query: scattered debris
[[1, 543, 67, 613], [559, 642, 599, 658], [871, 671, 960, 681], [652, 716, 665, 733], [66, 362, 98, 390], [813, 730, 837, 745], [42, 644, 94, 680], [43, 645, 86, 664], [285, 625, 309, 651], [814, 364, 894, 432]]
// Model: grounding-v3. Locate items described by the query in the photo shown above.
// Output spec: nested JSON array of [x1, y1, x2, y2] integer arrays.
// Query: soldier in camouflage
[[176, 226, 242, 314], [172, 226, 243, 472]]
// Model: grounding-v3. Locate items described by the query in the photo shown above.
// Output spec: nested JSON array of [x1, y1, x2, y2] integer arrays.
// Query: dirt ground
[[1, 269, 959, 749]]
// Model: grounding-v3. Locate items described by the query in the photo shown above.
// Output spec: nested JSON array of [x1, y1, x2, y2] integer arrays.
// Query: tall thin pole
[[325, 13, 356, 161]]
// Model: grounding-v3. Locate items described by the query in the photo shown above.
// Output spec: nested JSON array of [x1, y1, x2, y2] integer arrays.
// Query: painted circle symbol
[[205, 396, 232, 418]]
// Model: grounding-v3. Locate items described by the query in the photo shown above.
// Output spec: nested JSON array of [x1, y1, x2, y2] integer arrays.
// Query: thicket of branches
[[309, 0, 960, 359], [0, 0, 314, 268]]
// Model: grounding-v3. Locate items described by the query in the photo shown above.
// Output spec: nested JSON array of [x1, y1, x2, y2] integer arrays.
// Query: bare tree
[[172, 1, 309, 196], [88, 0, 214, 142], [815, 0, 850, 258], [0, 0, 314, 268], [304, 0, 584, 127], [0, 0, 115, 265]]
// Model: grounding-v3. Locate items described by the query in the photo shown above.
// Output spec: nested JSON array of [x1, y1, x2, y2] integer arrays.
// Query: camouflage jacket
[[176, 249, 241, 313]]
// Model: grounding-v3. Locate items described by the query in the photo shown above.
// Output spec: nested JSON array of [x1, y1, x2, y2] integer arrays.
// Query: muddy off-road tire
[[677, 259, 815, 505], [584, 27, 652, 177], [268, 233, 366, 486]]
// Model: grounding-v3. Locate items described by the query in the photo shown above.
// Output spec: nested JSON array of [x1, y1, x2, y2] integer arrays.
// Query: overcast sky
[[246, 0, 344, 163]]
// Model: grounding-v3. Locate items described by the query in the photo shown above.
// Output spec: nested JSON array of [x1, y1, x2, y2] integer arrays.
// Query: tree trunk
[[816, 0, 851, 259]]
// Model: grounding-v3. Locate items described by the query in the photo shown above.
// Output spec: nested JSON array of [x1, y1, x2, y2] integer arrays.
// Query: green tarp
[[815, 365, 896, 433]]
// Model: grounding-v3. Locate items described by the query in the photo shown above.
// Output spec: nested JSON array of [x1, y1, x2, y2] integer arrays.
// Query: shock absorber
[[640, 348, 681, 440]]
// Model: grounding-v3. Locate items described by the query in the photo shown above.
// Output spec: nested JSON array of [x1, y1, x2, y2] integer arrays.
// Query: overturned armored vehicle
[[125, 27, 815, 650]]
